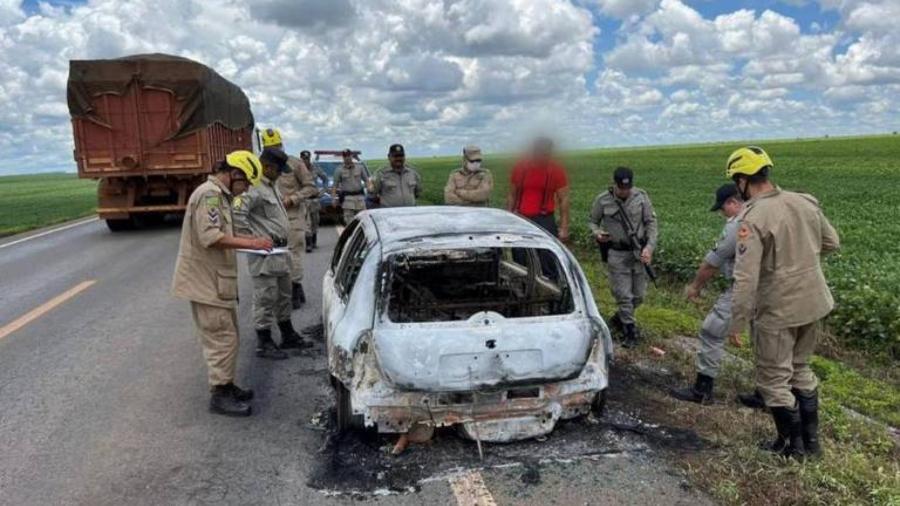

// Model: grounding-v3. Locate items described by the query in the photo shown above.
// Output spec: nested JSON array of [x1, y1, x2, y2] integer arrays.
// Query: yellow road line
[[0, 280, 97, 341], [449, 470, 497, 506]]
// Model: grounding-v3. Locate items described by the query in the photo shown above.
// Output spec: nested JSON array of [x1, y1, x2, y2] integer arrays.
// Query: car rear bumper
[[346, 337, 608, 443]]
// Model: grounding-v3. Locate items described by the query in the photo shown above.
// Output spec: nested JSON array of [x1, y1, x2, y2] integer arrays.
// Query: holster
[[597, 240, 610, 263]]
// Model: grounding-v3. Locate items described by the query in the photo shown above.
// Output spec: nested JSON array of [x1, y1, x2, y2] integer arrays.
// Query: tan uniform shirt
[[233, 176, 291, 276], [373, 165, 422, 207], [588, 187, 658, 251], [333, 162, 368, 211], [171, 176, 238, 308], [277, 156, 318, 232], [728, 187, 840, 334], [444, 167, 493, 206]]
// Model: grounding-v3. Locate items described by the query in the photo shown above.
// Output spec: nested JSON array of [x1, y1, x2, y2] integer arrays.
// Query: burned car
[[323, 207, 613, 443]]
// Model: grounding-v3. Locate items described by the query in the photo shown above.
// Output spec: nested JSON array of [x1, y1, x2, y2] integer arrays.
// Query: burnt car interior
[[385, 247, 574, 322]]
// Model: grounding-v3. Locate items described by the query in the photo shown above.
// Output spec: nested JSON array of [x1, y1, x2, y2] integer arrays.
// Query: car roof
[[362, 206, 553, 246]]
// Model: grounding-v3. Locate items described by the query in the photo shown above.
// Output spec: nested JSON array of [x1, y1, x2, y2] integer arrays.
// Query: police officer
[[726, 146, 839, 459], [171, 151, 273, 417], [670, 184, 742, 404], [371, 144, 421, 207], [588, 167, 658, 348], [262, 129, 318, 309], [331, 149, 369, 224], [234, 147, 313, 360], [444, 145, 493, 206], [301, 150, 328, 251]]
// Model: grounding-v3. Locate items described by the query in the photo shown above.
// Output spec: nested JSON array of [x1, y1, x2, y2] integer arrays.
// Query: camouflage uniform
[[697, 217, 739, 377], [233, 176, 292, 330], [306, 161, 328, 247], [588, 187, 658, 327]]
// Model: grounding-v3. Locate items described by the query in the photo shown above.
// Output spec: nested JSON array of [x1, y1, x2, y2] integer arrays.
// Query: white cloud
[[0, 0, 898, 174]]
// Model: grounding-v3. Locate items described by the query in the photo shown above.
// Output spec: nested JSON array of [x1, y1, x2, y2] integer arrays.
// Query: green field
[[408, 134, 900, 358], [0, 173, 96, 236]]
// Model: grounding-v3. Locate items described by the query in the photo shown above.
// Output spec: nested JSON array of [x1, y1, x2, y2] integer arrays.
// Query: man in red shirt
[[507, 137, 571, 241]]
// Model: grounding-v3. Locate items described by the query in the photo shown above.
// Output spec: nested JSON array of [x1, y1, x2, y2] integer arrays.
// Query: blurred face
[[262, 162, 280, 181], [389, 154, 405, 169], [228, 170, 250, 196], [614, 184, 632, 200], [343, 154, 354, 166], [532, 140, 553, 161], [721, 197, 743, 218]]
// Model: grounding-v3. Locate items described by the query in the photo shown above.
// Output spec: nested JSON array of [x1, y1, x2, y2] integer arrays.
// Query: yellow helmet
[[261, 128, 282, 148], [726, 146, 773, 179], [225, 150, 263, 186]]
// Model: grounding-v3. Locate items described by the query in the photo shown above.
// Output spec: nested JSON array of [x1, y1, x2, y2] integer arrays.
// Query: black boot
[[306, 235, 313, 253], [256, 328, 288, 360], [763, 405, 805, 459], [622, 323, 639, 349], [670, 373, 714, 404], [738, 389, 766, 410], [209, 385, 252, 417], [278, 320, 314, 350], [312, 233, 318, 249], [291, 282, 304, 309], [226, 383, 254, 401], [608, 313, 624, 335], [794, 388, 821, 458]]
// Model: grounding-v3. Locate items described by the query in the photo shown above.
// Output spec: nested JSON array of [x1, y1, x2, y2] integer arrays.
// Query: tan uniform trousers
[[753, 321, 820, 407], [252, 273, 293, 329], [287, 218, 306, 283], [190, 302, 239, 388]]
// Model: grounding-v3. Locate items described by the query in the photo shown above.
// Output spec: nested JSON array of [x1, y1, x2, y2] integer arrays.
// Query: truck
[[67, 54, 255, 231]]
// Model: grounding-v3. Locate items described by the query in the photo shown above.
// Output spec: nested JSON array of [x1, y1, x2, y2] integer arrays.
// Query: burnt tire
[[105, 218, 135, 232], [592, 389, 607, 417], [334, 380, 357, 432]]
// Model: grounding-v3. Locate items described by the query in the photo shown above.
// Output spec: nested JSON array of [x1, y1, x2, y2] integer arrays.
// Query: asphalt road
[[0, 218, 714, 506]]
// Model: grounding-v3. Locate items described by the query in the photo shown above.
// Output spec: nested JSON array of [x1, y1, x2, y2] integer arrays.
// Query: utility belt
[[338, 189, 364, 204], [609, 242, 633, 251]]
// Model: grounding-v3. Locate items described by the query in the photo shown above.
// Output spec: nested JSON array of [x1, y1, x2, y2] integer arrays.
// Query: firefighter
[[234, 147, 314, 360], [300, 150, 327, 251], [444, 145, 493, 206], [171, 151, 273, 417], [726, 146, 840, 459]]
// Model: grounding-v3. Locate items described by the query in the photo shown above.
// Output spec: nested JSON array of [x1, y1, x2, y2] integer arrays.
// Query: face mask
[[466, 161, 481, 171]]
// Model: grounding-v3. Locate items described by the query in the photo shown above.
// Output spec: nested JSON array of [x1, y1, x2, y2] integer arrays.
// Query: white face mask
[[465, 160, 481, 171]]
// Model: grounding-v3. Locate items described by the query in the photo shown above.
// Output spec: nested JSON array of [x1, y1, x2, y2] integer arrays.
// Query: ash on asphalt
[[305, 359, 709, 498]]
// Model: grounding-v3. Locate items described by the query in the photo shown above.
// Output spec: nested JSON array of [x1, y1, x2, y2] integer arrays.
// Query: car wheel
[[591, 389, 607, 417]]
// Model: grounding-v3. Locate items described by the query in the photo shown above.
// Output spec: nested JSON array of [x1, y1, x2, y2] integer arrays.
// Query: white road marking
[[449, 470, 497, 506], [0, 217, 98, 250], [0, 280, 97, 341]]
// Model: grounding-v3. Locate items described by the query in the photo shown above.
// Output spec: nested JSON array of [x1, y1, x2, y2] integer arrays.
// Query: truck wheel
[[105, 218, 135, 232]]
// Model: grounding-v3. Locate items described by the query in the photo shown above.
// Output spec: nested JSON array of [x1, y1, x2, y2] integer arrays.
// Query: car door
[[323, 220, 360, 343]]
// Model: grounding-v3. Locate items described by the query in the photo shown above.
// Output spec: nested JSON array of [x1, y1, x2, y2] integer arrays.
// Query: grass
[[400, 134, 900, 505], [0, 173, 96, 236]]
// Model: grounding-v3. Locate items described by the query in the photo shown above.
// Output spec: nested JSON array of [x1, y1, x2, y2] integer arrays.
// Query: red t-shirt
[[510, 158, 568, 217]]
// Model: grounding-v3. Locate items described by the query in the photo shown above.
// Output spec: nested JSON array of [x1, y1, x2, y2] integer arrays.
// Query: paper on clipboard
[[237, 247, 290, 256]]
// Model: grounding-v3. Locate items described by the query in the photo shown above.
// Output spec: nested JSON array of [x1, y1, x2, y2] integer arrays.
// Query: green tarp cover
[[67, 53, 254, 138]]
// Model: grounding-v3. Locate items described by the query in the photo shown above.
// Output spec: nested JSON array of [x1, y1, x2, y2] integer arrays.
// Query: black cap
[[300, 150, 311, 158], [710, 183, 739, 211], [342, 148, 353, 157], [613, 166, 634, 187], [260, 147, 289, 173], [388, 144, 405, 157]]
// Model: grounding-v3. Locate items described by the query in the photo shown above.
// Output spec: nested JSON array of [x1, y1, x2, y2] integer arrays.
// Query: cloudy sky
[[0, 0, 898, 175]]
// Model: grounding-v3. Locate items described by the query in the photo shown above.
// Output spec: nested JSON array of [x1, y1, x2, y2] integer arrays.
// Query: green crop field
[[0, 173, 96, 236], [403, 134, 900, 358]]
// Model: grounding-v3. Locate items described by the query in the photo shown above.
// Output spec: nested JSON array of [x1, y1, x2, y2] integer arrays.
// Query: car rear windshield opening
[[385, 247, 574, 323]]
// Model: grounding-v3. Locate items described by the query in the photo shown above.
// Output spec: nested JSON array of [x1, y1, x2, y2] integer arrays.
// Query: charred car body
[[324, 207, 613, 443]]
